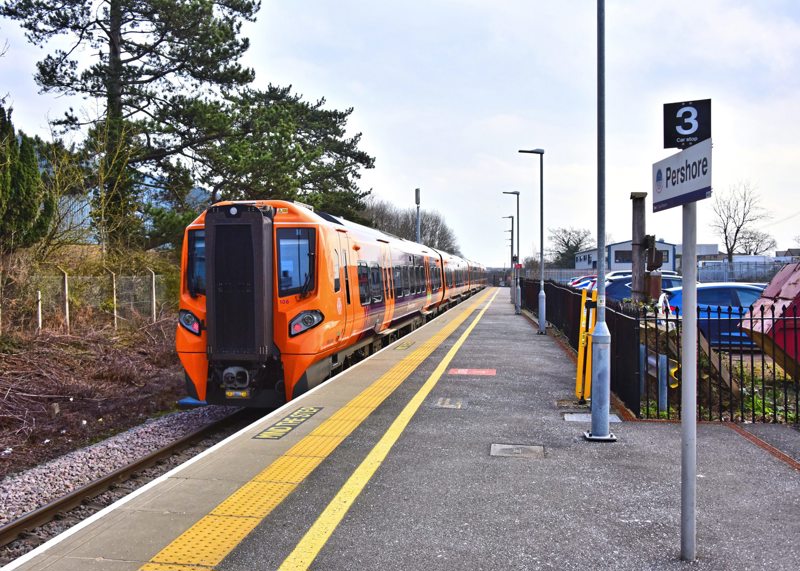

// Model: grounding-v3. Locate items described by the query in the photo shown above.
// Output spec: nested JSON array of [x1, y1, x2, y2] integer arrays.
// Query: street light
[[502, 216, 514, 289], [503, 191, 521, 314], [415, 188, 421, 243], [519, 148, 546, 334]]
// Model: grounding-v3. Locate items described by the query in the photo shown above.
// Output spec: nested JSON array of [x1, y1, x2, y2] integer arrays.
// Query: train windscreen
[[277, 228, 316, 297]]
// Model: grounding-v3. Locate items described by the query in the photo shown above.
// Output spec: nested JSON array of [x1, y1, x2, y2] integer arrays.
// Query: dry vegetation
[[0, 319, 183, 478]]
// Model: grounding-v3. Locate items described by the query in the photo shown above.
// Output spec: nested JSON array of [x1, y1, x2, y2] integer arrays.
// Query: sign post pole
[[681, 202, 698, 561], [656, 97, 710, 562]]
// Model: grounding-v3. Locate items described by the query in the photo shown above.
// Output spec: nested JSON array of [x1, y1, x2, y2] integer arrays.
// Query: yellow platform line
[[139, 289, 493, 571], [279, 288, 499, 570]]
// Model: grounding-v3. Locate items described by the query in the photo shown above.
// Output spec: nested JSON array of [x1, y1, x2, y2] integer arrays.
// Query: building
[[574, 239, 678, 271], [775, 248, 800, 258]]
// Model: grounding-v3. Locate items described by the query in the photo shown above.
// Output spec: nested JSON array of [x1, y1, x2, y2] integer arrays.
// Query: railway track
[[0, 407, 257, 556]]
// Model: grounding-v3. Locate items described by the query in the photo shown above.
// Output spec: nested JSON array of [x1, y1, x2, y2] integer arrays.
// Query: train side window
[[403, 266, 410, 297], [369, 263, 383, 304], [187, 229, 206, 297], [333, 249, 341, 292], [394, 266, 403, 298], [417, 266, 424, 293], [357, 261, 370, 305], [277, 228, 316, 297]]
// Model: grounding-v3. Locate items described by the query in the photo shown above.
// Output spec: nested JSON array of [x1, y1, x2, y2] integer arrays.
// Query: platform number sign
[[663, 99, 711, 149]]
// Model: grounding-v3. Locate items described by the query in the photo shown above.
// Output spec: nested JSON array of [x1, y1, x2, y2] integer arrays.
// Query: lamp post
[[518, 149, 546, 333], [503, 216, 514, 291], [503, 191, 521, 314], [584, 0, 616, 443], [415, 188, 421, 243]]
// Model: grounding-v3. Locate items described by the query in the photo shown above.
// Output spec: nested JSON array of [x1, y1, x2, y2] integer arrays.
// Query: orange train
[[176, 200, 487, 407]]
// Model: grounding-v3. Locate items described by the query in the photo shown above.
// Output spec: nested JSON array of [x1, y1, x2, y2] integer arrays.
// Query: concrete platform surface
[[6, 287, 799, 571]]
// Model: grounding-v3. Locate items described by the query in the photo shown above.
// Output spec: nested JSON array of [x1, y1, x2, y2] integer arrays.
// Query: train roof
[[199, 199, 481, 267]]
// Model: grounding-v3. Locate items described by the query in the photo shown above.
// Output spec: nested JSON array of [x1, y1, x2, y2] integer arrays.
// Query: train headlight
[[289, 310, 324, 336], [179, 309, 202, 335]]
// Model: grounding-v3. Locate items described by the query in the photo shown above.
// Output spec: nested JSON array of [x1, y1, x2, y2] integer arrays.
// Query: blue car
[[660, 282, 766, 347], [603, 275, 684, 303]]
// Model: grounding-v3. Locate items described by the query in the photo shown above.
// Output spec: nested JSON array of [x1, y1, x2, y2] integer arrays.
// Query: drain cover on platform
[[490, 444, 545, 458], [435, 397, 463, 409], [563, 413, 621, 423]]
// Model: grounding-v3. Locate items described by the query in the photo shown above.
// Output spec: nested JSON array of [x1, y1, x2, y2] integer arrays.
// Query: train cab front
[[178, 202, 284, 408]]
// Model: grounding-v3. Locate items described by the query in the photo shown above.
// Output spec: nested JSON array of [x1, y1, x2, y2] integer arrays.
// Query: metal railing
[[639, 305, 799, 423], [521, 278, 799, 424]]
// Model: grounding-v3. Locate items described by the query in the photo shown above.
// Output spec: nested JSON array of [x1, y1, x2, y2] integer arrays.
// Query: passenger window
[[357, 261, 370, 305], [370, 263, 383, 304], [343, 252, 351, 305], [385, 267, 393, 299], [403, 266, 410, 297], [333, 249, 341, 292], [394, 266, 403, 298]]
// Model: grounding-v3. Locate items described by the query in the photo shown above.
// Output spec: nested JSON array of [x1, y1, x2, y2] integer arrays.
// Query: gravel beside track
[[0, 405, 246, 564]]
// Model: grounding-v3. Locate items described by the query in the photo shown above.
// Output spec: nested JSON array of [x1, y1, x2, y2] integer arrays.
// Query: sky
[[2, 0, 800, 268]]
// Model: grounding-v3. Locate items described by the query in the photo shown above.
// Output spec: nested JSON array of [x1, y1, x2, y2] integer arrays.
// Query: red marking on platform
[[448, 368, 497, 376]]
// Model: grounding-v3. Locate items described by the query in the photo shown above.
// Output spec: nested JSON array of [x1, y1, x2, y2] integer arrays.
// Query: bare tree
[[737, 229, 777, 256], [712, 182, 770, 262], [548, 227, 594, 268], [362, 198, 461, 254]]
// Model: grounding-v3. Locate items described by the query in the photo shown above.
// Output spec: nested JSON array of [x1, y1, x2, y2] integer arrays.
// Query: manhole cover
[[490, 444, 545, 458], [395, 341, 415, 350], [563, 413, 621, 423], [435, 397, 463, 409]]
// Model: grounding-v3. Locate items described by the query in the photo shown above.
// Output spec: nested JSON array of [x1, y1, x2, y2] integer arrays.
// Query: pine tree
[[0, 0, 260, 249], [0, 106, 54, 255]]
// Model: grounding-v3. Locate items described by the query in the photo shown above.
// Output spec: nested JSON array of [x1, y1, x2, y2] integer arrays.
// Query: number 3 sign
[[663, 99, 711, 149]]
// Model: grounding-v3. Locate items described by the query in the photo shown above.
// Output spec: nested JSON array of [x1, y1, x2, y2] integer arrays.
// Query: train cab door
[[336, 230, 354, 341]]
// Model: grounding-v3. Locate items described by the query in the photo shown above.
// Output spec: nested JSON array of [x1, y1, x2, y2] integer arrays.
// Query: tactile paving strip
[[139, 290, 491, 571], [253, 455, 324, 483], [140, 563, 210, 570], [151, 514, 261, 567], [285, 435, 346, 458], [211, 481, 297, 518]]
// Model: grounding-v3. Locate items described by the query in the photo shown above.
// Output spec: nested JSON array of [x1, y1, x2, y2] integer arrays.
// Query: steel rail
[[0, 407, 250, 548]]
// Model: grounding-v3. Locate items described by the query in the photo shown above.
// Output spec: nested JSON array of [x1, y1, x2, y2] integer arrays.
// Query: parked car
[[568, 274, 596, 287], [604, 274, 684, 303], [573, 277, 597, 289], [658, 282, 767, 347]]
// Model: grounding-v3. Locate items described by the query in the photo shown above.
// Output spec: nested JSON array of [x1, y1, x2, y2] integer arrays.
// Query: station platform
[[7, 287, 799, 571]]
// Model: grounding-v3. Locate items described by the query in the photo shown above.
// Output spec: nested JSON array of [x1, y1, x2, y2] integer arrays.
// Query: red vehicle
[[176, 200, 486, 407]]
